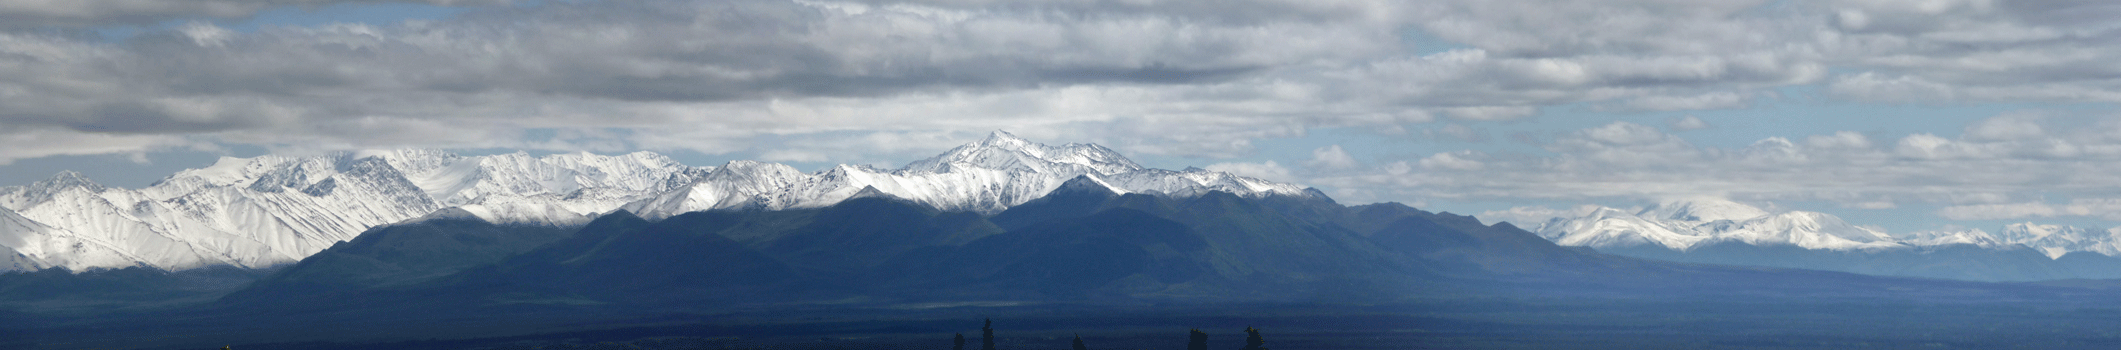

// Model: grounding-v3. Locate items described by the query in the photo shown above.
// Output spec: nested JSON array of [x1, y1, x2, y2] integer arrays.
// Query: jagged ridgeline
[[1537, 197, 2121, 281], [19, 133, 2121, 350], [214, 174, 1554, 311], [0, 131, 1314, 273]]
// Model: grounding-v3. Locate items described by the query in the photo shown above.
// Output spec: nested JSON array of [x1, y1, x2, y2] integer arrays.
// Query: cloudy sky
[[3, 0, 2120, 233]]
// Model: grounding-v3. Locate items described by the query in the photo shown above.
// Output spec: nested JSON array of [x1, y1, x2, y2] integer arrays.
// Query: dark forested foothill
[[16, 185, 2121, 350]]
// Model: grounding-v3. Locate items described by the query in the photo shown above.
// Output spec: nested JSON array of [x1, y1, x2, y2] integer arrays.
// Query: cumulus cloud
[[1417, 151, 1485, 171], [1804, 131, 1873, 149], [1964, 113, 2045, 141], [1938, 199, 2121, 221], [1476, 205, 1601, 227], [1313, 113, 2121, 222], [1815, 1, 2121, 103], [1667, 115, 1710, 131], [1627, 92, 1748, 112], [1434, 123, 1485, 142], [1545, 121, 1703, 166], [0, 124, 197, 165], [1304, 145, 1360, 170], [1937, 202, 2062, 221]]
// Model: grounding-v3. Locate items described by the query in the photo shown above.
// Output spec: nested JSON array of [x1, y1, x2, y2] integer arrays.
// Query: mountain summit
[[901, 131, 1143, 175], [0, 133, 1315, 272], [1532, 198, 2121, 281], [1536, 198, 1898, 252]]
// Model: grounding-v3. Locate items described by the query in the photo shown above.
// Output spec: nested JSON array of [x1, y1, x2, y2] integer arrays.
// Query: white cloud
[[1439, 106, 1537, 121], [1739, 137, 1805, 163], [757, 149, 830, 163], [1964, 113, 2045, 141], [0, 0, 1893, 165], [1938, 202, 2061, 221], [1627, 92, 1748, 112], [1310, 113, 2121, 224], [1436, 123, 1484, 142], [1827, 73, 1959, 102], [1804, 131, 1873, 149], [1476, 205, 1600, 227], [8, 0, 2121, 221], [1847, 201, 1898, 209], [1939, 199, 2121, 221], [1304, 145, 1360, 170], [1545, 121, 1703, 166], [1668, 115, 1710, 131], [1893, 133, 2004, 159], [0, 124, 195, 165], [1417, 151, 1485, 171], [1579, 121, 1672, 146]]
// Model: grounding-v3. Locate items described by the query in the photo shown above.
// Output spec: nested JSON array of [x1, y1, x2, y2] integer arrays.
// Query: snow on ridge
[[1537, 198, 1902, 252], [1538, 199, 2121, 258], [0, 133, 1318, 272], [621, 132, 1313, 219]]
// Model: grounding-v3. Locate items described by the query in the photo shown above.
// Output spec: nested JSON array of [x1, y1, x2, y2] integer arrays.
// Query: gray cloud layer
[[0, 0, 508, 28], [4, 0, 2121, 218], [1278, 113, 2121, 224]]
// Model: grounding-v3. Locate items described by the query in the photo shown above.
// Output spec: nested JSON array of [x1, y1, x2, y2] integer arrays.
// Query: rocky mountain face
[[0, 131, 1314, 272]]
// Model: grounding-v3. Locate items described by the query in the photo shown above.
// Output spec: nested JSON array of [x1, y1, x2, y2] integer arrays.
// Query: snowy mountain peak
[[1993, 222, 2114, 258], [1539, 200, 1900, 252], [846, 185, 898, 201], [2001, 222, 2083, 241], [1900, 228, 2004, 247], [1541, 202, 2121, 258], [974, 130, 1036, 149], [14, 171, 109, 207], [1724, 211, 1896, 248], [0, 133, 1318, 272], [1637, 197, 1768, 223], [1052, 174, 1127, 197], [30, 171, 105, 194], [902, 131, 1143, 175], [624, 132, 1310, 218]]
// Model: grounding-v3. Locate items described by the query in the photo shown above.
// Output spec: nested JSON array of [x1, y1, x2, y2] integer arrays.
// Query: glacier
[[0, 131, 1316, 272]]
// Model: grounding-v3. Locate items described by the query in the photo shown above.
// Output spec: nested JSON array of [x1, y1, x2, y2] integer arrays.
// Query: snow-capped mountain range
[[1900, 224, 2121, 259], [1533, 197, 2121, 258], [0, 131, 1314, 272]]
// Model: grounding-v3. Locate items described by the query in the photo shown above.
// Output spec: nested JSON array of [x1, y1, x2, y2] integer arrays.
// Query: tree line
[[954, 319, 1270, 350]]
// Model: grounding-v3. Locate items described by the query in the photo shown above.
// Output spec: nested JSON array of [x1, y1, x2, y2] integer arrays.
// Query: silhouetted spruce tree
[[1241, 327, 1267, 350], [982, 318, 996, 350], [1072, 334, 1087, 350], [1187, 329, 1208, 350], [953, 333, 966, 350]]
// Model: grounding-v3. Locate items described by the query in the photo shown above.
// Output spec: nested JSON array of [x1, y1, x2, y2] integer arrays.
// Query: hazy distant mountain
[[0, 131, 1314, 272], [1532, 198, 2121, 281]]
